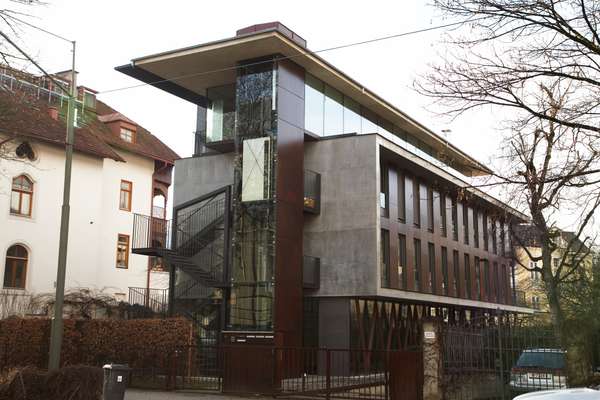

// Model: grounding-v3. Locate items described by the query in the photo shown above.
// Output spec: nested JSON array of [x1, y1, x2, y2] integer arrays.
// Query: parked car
[[510, 349, 567, 392], [514, 388, 600, 399]]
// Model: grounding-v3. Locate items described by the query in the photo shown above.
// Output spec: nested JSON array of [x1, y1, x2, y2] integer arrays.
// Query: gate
[[389, 350, 423, 400]]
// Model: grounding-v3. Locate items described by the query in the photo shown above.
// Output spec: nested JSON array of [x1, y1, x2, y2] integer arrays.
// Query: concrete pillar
[[422, 319, 442, 400]]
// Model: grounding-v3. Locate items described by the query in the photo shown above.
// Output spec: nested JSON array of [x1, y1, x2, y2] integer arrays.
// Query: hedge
[[0, 317, 194, 370]]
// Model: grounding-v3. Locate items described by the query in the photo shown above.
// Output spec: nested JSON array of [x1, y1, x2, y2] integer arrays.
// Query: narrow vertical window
[[427, 188, 434, 232], [493, 262, 500, 302], [413, 180, 420, 227], [119, 180, 132, 211], [4, 244, 28, 289], [491, 219, 498, 254], [500, 221, 506, 256], [414, 239, 421, 291], [116, 234, 130, 269], [473, 209, 479, 248], [501, 264, 507, 303], [440, 193, 447, 237], [398, 234, 407, 289], [380, 164, 389, 217], [441, 247, 448, 296], [483, 259, 491, 301], [463, 203, 469, 245], [474, 256, 481, 301], [10, 175, 33, 217], [453, 250, 460, 297], [464, 254, 472, 299], [428, 242, 436, 294], [483, 214, 489, 251], [397, 172, 405, 223], [451, 198, 458, 241], [380, 230, 390, 288]]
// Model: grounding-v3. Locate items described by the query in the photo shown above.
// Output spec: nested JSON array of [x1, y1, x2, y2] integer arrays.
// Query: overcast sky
[[6, 0, 506, 160]]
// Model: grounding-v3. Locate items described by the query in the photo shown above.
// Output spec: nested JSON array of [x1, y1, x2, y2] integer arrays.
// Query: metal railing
[[132, 214, 172, 251], [128, 287, 169, 315]]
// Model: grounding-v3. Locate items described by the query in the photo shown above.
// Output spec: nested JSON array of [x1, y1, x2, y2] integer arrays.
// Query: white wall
[[0, 138, 169, 299]]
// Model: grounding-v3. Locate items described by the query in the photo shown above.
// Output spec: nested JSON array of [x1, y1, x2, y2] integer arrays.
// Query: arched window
[[10, 175, 33, 216], [4, 245, 28, 289]]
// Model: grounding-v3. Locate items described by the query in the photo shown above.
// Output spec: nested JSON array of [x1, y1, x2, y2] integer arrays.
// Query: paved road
[[125, 389, 262, 400]]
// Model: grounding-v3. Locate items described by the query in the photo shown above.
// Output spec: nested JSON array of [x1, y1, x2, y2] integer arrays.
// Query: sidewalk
[[125, 389, 262, 400]]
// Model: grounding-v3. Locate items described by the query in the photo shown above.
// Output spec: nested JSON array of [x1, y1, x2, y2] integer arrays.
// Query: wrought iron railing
[[128, 287, 169, 315]]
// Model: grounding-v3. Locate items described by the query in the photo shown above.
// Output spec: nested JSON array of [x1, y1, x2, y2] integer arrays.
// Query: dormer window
[[120, 127, 135, 143]]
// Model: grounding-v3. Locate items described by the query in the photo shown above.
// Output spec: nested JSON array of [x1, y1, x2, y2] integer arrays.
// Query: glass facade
[[229, 60, 277, 331], [206, 84, 236, 142], [304, 73, 468, 178]]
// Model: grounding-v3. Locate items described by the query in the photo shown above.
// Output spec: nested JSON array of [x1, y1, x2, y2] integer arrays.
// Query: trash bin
[[102, 364, 131, 400]]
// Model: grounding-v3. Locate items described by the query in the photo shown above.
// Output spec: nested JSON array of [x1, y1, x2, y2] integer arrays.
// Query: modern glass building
[[120, 22, 530, 351]]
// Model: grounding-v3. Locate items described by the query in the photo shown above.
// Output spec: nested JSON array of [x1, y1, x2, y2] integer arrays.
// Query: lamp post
[[0, 24, 76, 370], [48, 40, 76, 370]]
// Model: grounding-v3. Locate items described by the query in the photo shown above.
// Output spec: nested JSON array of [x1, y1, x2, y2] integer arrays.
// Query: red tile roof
[[0, 71, 179, 164]]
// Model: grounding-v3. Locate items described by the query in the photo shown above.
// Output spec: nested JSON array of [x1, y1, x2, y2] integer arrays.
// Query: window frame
[[10, 175, 33, 217], [116, 234, 130, 269], [4, 244, 28, 289], [120, 127, 136, 143], [119, 180, 133, 211]]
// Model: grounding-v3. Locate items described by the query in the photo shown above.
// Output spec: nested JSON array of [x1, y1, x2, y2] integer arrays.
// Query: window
[[120, 127, 135, 143], [413, 180, 421, 227], [10, 175, 33, 217], [552, 257, 560, 271], [398, 234, 407, 289], [380, 230, 390, 288], [206, 84, 236, 142], [427, 188, 434, 232], [380, 164, 388, 217], [463, 204, 469, 245], [440, 194, 447, 237], [483, 259, 490, 301], [474, 257, 481, 301], [453, 250, 460, 297], [532, 295, 541, 310], [242, 137, 272, 202], [116, 234, 130, 269], [441, 247, 448, 296], [530, 262, 541, 281], [414, 239, 421, 291], [15, 142, 36, 161], [4, 244, 28, 289], [398, 173, 406, 223], [473, 209, 479, 248], [500, 221, 506, 256], [494, 262, 500, 302], [451, 198, 458, 241], [465, 254, 472, 299], [119, 180, 132, 211], [483, 214, 489, 251], [428, 242, 436, 294], [491, 219, 498, 254]]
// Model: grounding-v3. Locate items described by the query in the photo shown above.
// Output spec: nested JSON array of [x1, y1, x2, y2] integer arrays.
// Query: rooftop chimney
[[236, 22, 307, 48], [48, 106, 59, 121]]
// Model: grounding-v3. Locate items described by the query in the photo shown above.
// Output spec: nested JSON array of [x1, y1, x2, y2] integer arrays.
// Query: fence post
[[422, 319, 442, 400], [496, 311, 506, 400], [325, 349, 331, 400]]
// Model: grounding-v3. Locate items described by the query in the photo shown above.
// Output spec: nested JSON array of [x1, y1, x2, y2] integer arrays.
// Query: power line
[[98, 17, 485, 95], [0, 10, 73, 43]]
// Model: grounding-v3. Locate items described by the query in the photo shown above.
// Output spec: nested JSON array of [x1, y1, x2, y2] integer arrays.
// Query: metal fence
[[442, 316, 561, 400], [128, 345, 423, 400]]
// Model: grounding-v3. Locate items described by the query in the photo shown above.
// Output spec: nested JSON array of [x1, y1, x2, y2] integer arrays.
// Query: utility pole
[[48, 40, 76, 371], [0, 21, 77, 371]]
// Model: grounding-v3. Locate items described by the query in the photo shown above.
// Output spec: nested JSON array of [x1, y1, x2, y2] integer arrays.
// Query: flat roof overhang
[[116, 29, 491, 177]]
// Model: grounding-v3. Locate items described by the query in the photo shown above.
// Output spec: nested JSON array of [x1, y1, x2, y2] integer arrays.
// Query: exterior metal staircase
[[130, 186, 231, 341]]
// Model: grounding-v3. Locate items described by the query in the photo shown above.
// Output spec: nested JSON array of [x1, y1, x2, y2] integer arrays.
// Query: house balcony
[[131, 214, 172, 256]]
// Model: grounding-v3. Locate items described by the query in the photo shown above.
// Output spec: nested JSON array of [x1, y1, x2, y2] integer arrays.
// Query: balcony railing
[[304, 170, 321, 214], [132, 214, 172, 252]]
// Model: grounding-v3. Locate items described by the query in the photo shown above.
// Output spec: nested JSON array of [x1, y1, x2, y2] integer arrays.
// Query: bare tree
[[417, 1, 600, 384]]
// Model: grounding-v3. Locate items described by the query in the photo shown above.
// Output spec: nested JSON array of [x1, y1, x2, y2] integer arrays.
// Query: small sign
[[424, 331, 436, 340], [117, 376, 123, 383]]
